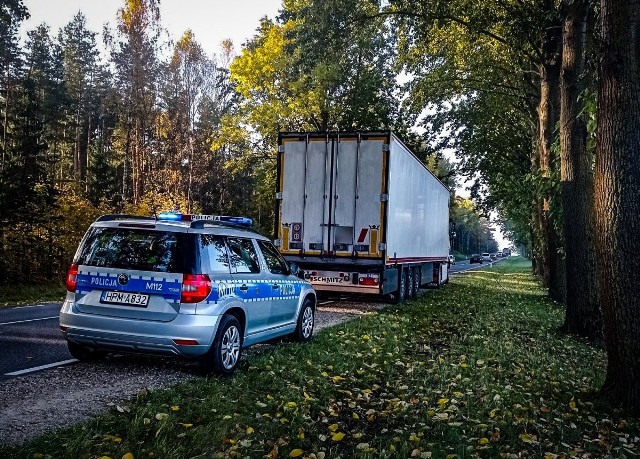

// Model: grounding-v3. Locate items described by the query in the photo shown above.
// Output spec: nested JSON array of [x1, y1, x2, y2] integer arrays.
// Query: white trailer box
[[275, 132, 450, 301]]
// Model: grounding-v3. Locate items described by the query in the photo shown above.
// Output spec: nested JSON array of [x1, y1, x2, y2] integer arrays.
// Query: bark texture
[[596, 0, 640, 412], [559, 0, 602, 339], [536, 5, 565, 302]]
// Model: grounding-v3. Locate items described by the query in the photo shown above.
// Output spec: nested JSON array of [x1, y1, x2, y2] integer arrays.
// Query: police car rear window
[[75, 227, 187, 273]]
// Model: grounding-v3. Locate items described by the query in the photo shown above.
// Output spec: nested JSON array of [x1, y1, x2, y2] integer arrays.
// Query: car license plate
[[100, 291, 149, 307]]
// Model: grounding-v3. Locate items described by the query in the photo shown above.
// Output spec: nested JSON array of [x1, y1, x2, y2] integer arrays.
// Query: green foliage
[[5, 259, 635, 458], [0, 281, 65, 307], [388, 0, 554, 255], [450, 196, 499, 254]]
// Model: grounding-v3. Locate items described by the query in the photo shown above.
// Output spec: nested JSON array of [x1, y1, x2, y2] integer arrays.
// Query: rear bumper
[[59, 300, 220, 358]]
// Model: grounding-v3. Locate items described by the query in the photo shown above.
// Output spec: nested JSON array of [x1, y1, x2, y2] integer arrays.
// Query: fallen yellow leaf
[[332, 432, 345, 441], [289, 449, 304, 457], [122, 453, 134, 459], [519, 433, 536, 444]]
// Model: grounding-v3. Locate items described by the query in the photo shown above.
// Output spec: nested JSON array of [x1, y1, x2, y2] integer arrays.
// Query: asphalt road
[[449, 258, 499, 273], [0, 303, 74, 381]]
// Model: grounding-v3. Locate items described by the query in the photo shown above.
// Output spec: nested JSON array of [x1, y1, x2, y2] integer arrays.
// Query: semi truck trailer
[[274, 131, 450, 302]]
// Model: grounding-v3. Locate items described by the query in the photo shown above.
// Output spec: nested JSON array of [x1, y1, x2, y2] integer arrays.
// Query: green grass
[[0, 281, 65, 307], [2, 258, 637, 458]]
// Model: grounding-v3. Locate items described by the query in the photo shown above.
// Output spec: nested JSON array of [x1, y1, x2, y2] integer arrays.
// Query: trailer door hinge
[[380, 193, 389, 202], [382, 144, 390, 152], [275, 192, 283, 200], [378, 242, 387, 251], [273, 239, 282, 247], [278, 145, 285, 153]]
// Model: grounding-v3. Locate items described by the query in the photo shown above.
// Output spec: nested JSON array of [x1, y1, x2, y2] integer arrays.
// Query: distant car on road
[[447, 255, 455, 265], [470, 254, 482, 264], [482, 253, 491, 262]]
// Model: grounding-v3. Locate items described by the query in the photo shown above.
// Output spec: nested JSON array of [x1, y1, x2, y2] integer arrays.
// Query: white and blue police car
[[59, 213, 316, 374]]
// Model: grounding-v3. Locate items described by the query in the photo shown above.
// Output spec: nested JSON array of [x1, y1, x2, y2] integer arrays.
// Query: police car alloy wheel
[[209, 314, 243, 374], [292, 298, 314, 342]]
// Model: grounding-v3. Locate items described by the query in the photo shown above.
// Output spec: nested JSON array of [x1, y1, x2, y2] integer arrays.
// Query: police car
[[59, 213, 316, 374]]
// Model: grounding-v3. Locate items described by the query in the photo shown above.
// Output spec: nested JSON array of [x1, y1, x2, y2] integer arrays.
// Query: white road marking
[[318, 300, 335, 305], [0, 316, 59, 326], [5, 359, 78, 376]]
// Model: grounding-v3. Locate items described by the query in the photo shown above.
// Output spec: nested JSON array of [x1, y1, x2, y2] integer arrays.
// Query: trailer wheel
[[407, 267, 416, 300], [410, 266, 420, 299], [389, 267, 407, 303]]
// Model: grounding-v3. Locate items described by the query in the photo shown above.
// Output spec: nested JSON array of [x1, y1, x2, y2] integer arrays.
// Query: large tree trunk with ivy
[[559, 0, 601, 339], [595, 0, 640, 412], [536, 7, 565, 302]]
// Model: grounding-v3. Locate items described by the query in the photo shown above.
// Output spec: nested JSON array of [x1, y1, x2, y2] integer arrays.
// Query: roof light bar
[[157, 213, 253, 227]]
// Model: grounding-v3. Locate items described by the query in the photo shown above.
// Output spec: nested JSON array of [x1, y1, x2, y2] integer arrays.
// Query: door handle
[[240, 285, 249, 291]]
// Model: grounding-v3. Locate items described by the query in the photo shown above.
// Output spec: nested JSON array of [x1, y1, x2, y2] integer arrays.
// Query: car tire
[[206, 314, 242, 375], [291, 298, 314, 343], [67, 341, 104, 361]]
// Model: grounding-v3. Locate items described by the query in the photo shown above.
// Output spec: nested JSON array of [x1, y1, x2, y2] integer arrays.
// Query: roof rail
[[95, 214, 156, 222]]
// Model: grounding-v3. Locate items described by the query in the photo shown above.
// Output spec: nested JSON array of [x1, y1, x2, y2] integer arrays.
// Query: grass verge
[[2, 258, 637, 458], [0, 281, 65, 307]]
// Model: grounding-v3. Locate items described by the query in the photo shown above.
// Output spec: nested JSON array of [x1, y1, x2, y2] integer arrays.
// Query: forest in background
[[0, 0, 498, 286]]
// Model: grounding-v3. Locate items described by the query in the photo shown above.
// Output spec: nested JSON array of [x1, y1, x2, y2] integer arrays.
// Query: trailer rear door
[[277, 134, 387, 259]]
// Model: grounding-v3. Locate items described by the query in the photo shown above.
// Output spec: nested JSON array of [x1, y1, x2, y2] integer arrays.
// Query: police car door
[[256, 240, 300, 328], [226, 237, 273, 337]]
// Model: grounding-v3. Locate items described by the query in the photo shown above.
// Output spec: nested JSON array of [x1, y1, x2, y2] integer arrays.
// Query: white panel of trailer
[[330, 137, 384, 254], [385, 135, 450, 261], [281, 138, 331, 252]]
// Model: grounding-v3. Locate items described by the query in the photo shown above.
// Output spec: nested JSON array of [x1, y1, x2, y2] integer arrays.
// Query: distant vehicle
[[60, 213, 316, 375], [490, 253, 496, 260], [447, 255, 455, 265], [482, 253, 491, 262], [470, 254, 482, 264], [502, 248, 512, 257]]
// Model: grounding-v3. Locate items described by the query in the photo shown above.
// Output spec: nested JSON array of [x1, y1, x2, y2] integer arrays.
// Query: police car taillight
[[181, 274, 212, 303], [66, 263, 79, 292]]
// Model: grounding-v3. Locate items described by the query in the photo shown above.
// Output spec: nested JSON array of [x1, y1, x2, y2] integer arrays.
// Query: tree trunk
[[595, 0, 640, 412], [536, 6, 564, 302], [559, 0, 602, 339]]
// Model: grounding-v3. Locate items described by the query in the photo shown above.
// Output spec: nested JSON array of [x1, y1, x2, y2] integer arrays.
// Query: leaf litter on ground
[[1, 258, 638, 459]]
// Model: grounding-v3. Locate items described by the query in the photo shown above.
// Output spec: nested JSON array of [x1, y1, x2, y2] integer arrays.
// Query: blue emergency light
[[157, 212, 253, 227]]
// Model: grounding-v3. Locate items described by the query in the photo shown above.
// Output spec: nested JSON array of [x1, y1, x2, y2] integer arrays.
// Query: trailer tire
[[410, 266, 420, 299], [407, 267, 416, 300], [390, 267, 407, 303]]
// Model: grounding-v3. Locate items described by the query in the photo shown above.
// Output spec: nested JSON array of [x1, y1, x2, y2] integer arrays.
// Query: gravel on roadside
[[0, 298, 388, 446]]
